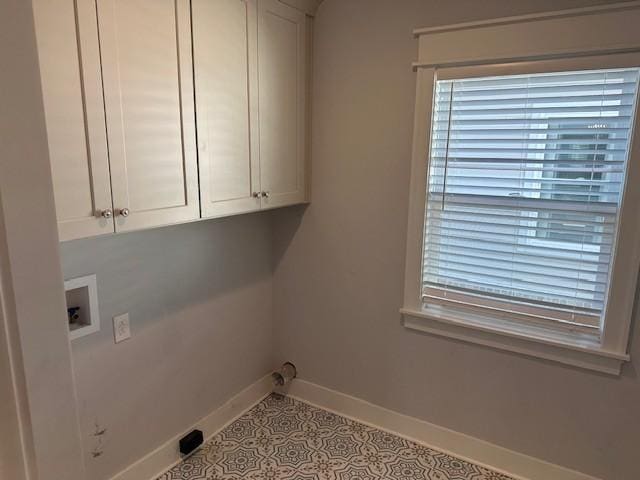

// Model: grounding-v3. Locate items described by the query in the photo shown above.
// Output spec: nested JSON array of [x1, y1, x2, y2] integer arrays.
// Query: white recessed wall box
[[64, 274, 100, 341]]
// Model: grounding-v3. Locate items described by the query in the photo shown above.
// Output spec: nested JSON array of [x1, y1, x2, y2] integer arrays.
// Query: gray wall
[[61, 214, 274, 480], [272, 1, 640, 479]]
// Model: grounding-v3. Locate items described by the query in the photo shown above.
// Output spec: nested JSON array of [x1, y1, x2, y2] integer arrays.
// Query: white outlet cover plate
[[113, 313, 131, 343]]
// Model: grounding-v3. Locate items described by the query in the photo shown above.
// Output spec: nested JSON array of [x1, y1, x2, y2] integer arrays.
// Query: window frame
[[402, 53, 640, 375]]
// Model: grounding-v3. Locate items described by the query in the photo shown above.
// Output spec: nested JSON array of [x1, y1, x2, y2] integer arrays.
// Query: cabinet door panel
[[98, 0, 199, 232], [193, 0, 260, 218], [33, 0, 113, 241], [258, 0, 307, 209]]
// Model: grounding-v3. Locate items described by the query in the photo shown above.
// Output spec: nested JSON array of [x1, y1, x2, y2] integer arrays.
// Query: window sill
[[400, 306, 629, 375]]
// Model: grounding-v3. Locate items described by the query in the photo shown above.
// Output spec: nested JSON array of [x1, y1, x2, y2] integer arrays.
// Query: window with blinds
[[423, 68, 640, 335]]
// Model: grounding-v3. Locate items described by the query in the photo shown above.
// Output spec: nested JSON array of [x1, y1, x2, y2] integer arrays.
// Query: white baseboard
[[110, 374, 273, 480], [109, 376, 601, 480], [287, 379, 601, 480]]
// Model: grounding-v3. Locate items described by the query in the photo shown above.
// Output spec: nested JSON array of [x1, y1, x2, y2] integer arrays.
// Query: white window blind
[[424, 68, 640, 335]]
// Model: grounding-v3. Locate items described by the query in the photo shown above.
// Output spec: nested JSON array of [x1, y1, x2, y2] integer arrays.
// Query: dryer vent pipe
[[272, 362, 297, 389]]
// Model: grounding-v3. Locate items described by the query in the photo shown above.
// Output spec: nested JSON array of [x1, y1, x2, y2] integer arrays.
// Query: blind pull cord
[[441, 82, 455, 210]]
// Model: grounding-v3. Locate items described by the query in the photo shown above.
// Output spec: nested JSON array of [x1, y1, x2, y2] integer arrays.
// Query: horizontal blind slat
[[424, 246, 610, 272], [425, 217, 616, 238], [437, 128, 630, 136], [430, 157, 625, 166], [429, 175, 623, 187], [423, 256, 609, 286], [432, 116, 634, 126], [438, 106, 636, 116], [428, 193, 619, 214], [433, 146, 627, 155], [423, 284, 601, 316], [426, 206, 616, 223], [442, 137, 630, 146], [423, 276, 605, 307], [422, 289, 600, 331], [446, 93, 638, 107], [424, 232, 611, 262], [429, 166, 624, 174], [424, 228, 613, 252]]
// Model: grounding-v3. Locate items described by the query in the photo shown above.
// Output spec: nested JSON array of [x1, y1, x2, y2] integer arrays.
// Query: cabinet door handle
[[252, 191, 263, 198], [100, 208, 113, 219], [118, 208, 130, 217], [262, 191, 270, 198]]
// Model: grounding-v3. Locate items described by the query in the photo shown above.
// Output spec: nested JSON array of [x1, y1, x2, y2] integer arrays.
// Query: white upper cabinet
[[34, 0, 313, 240], [97, 0, 199, 232], [258, 0, 308, 209], [33, 0, 113, 241], [194, 0, 309, 218], [193, 0, 260, 218]]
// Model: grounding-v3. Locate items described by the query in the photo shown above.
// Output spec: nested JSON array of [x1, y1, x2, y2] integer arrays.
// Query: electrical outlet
[[113, 313, 131, 343]]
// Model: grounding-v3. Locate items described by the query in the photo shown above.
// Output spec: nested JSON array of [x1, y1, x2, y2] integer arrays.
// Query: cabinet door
[[33, 0, 114, 241], [257, 0, 308, 209], [97, 0, 199, 232], [193, 0, 260, 218]]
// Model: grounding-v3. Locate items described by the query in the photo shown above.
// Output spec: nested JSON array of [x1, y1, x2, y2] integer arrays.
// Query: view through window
[[423, 68, 640, 335]]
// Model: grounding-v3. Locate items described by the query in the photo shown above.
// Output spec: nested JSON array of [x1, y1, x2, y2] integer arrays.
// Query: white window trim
[[402, 3, 640, 375]]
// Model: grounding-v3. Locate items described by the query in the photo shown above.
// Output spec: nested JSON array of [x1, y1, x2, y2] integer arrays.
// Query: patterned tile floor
[[158, 394, 513, 480]]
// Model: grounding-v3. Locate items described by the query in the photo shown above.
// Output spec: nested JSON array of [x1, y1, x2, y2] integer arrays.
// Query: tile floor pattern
[[158, 394, 514, 480]]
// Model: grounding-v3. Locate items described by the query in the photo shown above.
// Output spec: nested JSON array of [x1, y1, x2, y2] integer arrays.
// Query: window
[[423, 68, 639, 337], [402, 56, 640, 374]]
